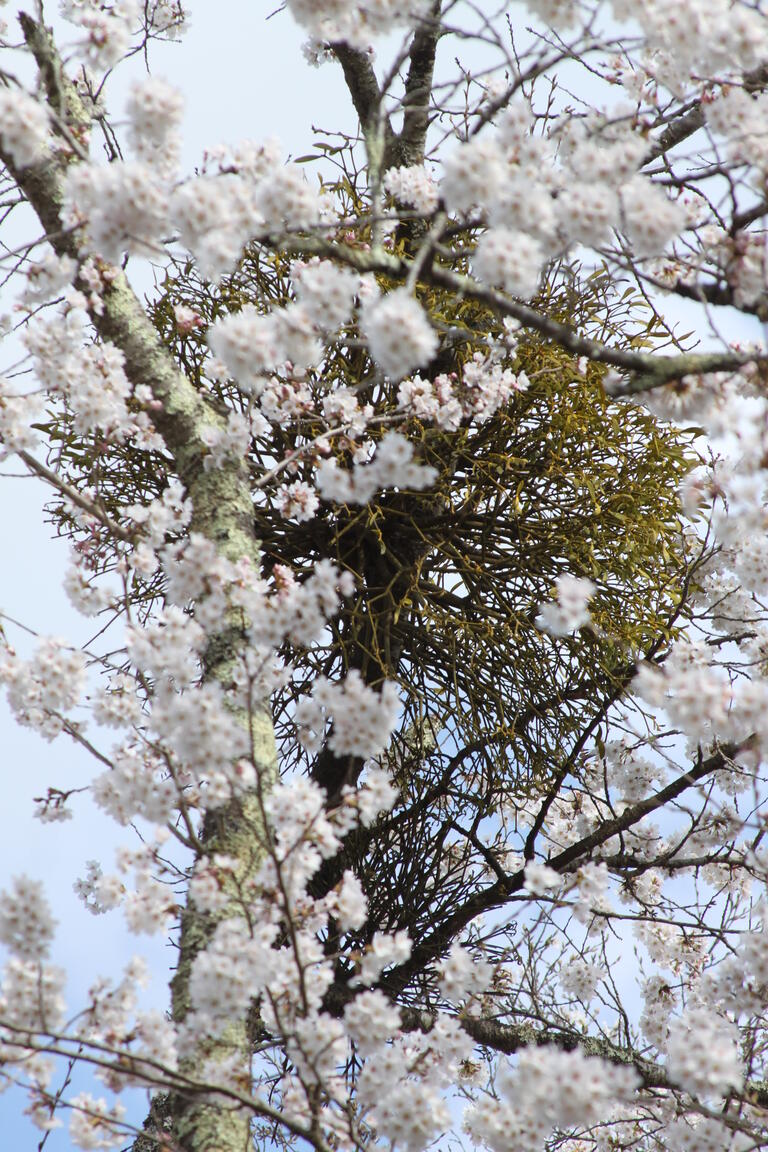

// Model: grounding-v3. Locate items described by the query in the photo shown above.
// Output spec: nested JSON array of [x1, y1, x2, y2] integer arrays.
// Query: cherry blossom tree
[[1, 3, 768, 1152]]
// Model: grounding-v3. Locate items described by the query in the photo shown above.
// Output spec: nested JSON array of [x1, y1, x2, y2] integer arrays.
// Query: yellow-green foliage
[[145, 246, 694, 791]]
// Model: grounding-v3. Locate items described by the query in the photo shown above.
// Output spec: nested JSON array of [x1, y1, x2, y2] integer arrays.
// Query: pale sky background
[[0, 3, 763, 1149]]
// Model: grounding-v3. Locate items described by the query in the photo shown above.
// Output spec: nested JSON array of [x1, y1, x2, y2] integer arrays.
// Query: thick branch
[[270, 235, 764, 386], [399, 1008, 768, 1109], [19, 12, 92, 140], [642, 104, 705, 168], [425, 264, 758, 391], [332, 42, 398, 162], [391, 2, 442, 168], [667, 278, 736, 309]]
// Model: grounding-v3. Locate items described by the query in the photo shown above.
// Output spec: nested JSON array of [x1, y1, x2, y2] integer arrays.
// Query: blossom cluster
[[63, 119, 328, 279], [284, 0, 433, 50], [0, 90, 50, 170], [466, 1046, 639, 1152], [398, 352, 529, 431], [438, 103, 686, 300], [536, 574, 596, 636]]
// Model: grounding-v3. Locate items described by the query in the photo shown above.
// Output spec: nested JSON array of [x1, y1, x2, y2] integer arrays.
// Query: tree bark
[[9, 18, 278, 1151]]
